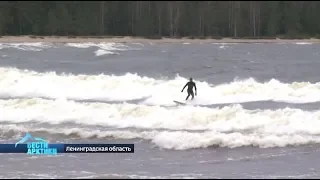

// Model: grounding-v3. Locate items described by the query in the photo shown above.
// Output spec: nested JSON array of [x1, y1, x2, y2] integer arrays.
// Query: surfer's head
[[189, 78, 193, 81]]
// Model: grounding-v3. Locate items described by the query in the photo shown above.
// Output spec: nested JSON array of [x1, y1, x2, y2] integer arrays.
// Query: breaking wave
[[0, 42, 52, 51], [1, 98, 320, 149], [66, 42, 139, 56], [1, 67, 320, 105]]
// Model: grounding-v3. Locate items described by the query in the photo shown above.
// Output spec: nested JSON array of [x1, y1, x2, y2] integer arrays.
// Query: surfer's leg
[[187, 89, 194, 100], [186, 89, 192, 100], [186, 93, 190, 100], [191, 91, 194, 100]]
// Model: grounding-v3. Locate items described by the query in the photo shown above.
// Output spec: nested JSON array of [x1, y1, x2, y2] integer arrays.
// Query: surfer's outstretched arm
[[181, 83, 188, 92], [194, 83, 197, 95]]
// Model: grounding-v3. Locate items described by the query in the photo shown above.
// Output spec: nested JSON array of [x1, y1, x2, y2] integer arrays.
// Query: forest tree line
[[0, 1, 319, 39]]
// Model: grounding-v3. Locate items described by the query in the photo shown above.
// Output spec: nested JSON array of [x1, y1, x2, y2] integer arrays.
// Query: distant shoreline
[[0, 35, 319, 43]]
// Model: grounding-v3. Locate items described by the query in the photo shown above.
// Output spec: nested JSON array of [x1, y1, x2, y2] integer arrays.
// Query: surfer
[[181, 78, 197, 100]]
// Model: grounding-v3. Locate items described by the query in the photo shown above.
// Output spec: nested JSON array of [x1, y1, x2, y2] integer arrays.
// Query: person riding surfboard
[[181, 78, 197, 100]]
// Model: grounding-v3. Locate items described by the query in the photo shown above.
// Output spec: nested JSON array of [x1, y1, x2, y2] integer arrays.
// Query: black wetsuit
[[182, 81, 197, 100]]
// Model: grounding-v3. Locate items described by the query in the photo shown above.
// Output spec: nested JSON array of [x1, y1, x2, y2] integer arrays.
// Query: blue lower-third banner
[[0, 143, 134, 155]]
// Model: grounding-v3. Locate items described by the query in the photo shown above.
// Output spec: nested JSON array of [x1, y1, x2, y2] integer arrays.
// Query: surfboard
[[173, 100, 186, 105]]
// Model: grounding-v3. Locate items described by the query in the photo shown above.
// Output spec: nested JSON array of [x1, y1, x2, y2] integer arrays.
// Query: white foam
[[1, 67, 320, 105], [219, 45, 228, 49], [295, 42, 312, 45], [0, 67, 155, 101], [144, 77, 320, 105], [66, 42, 137, 56], [94, 49, 118, 56], [152, 131, 320, 149], [1, 98, 320, 132], [0, 42, 52, 51], [65, 43, 93, 48], [66, 42, 129, 50], [2, 98, 320, 150]]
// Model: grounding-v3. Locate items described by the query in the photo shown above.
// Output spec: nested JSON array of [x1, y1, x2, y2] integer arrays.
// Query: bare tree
[[155, 1, 162, 35], [100, 1, 104, 35]]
